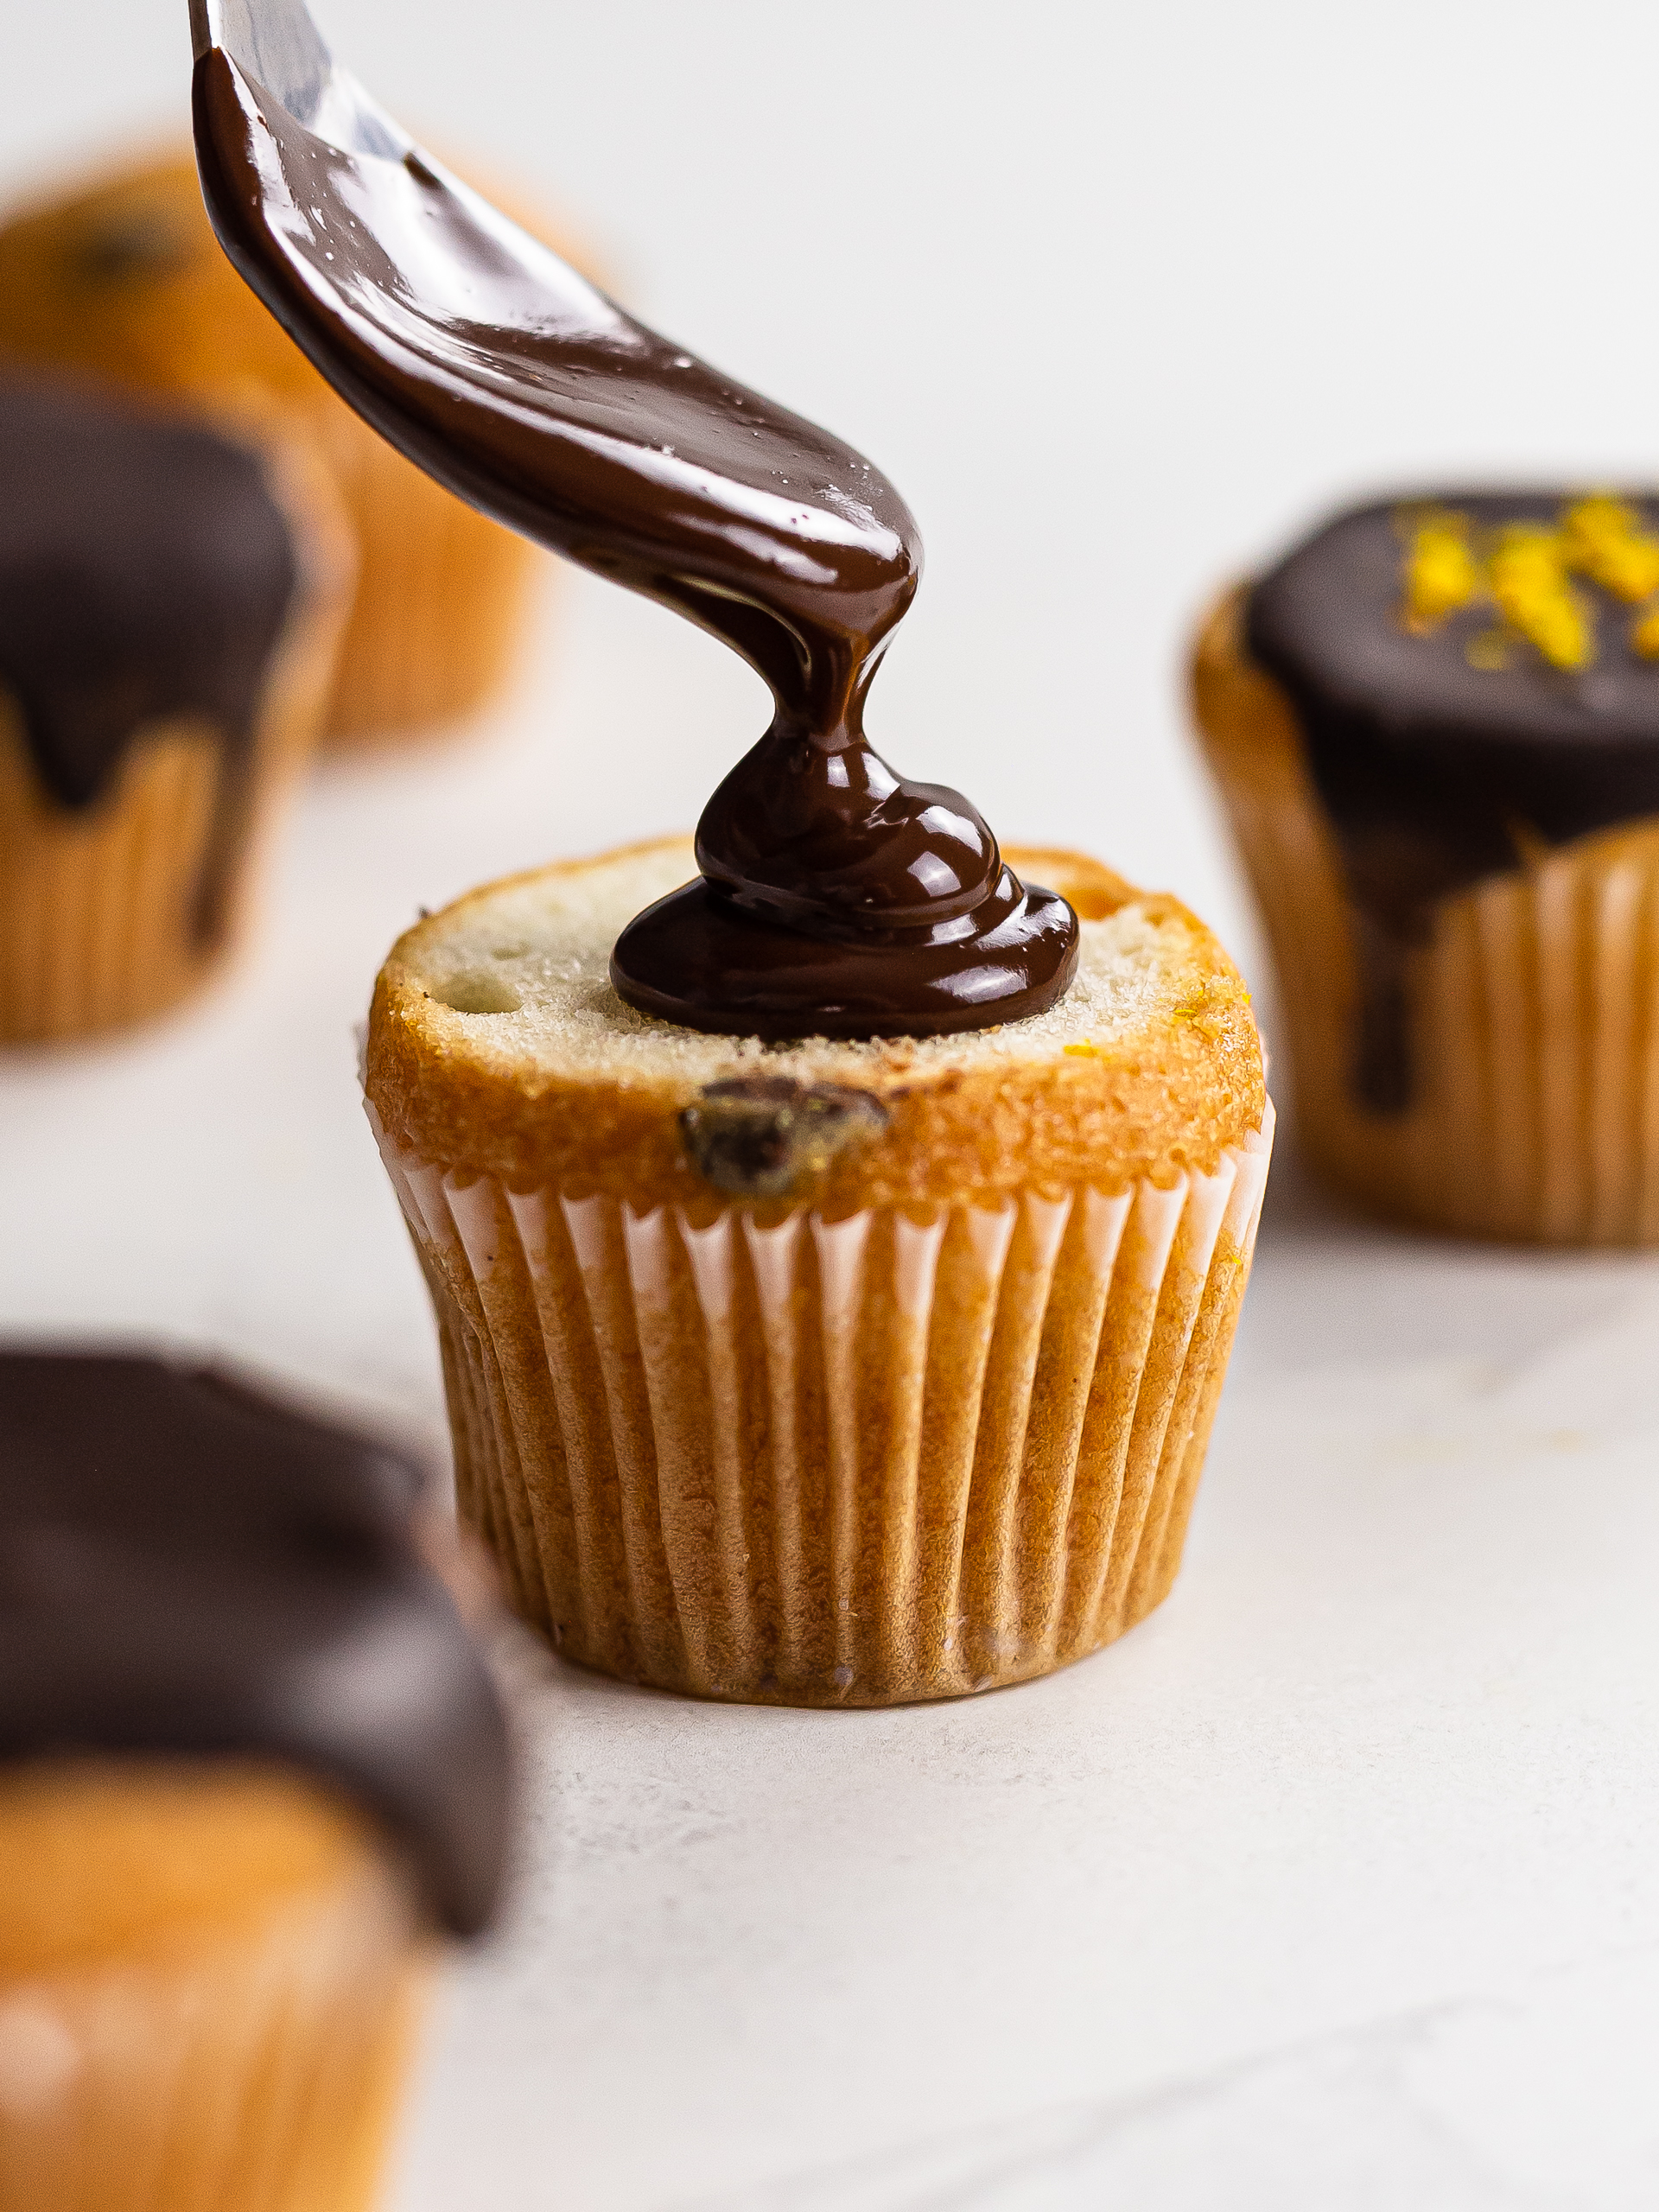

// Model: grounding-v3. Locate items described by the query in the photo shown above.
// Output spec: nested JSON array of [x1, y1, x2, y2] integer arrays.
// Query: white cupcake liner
[[373, 1103, 1274, 1705], [1425, 842, 1659, 1240], [0, 719, 222, 1040]]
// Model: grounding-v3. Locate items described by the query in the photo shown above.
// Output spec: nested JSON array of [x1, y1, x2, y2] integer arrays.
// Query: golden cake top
[[365, 839, 1266, 1211]]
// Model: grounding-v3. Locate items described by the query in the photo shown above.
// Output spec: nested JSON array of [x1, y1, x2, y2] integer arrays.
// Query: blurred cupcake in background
[[0, 1350, 511, 2212], [0, 151, 576, 744], [0, 372, 350, 1043], [1192, 489, 1659, 1244]]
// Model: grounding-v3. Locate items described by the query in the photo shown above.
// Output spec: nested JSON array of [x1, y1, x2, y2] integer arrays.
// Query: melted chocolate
[[0, 1352, 509, 1937], [0, 377, 298, 940], [190, 24, 1077, 1036], [1246, 493, 1659, 1111]]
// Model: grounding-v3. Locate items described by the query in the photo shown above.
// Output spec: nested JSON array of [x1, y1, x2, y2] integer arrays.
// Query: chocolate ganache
[[0, 1351, 509, 1936], [1246, 493, 1659, 1112], [0, 377, 297, 938], [189, 0, 1077, 1038]]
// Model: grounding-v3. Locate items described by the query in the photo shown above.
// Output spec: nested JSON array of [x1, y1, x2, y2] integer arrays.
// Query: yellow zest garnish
[[1487, 524, 1592, 671], [1560, 493, 1659, 604], [1399, 491, 1659, 671], [1169, 981, 1236, 1041], [1064, 1041, 1102, 1058], [1399, 507, 1482, 632]]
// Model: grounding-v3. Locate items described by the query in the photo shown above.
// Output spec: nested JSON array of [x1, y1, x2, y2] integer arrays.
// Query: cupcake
[[365, 837, 1271, 1707], [0, 373, 349, 1043], [0, 152, 558, 743], [1193, 490, 1659, 1243], [0, 1350, 509, 2212], [191, 16, 1271, 1705]]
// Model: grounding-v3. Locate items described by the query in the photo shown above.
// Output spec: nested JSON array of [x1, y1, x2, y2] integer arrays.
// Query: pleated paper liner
[[0, 423, 348, 1046], [0, 709, 217, 1040], [308, 405, 542, 746], [0, 1789, 429, 2212], [1194, 586, 1659, 1243], [373, 1104, 1274, 1707]]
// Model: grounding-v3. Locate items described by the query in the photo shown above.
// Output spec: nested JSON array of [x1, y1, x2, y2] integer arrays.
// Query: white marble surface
[[4, 1, 1659, 2204]]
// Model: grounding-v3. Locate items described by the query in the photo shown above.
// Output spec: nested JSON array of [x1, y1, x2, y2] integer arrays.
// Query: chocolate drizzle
[[0, 377, 298, 940], [0, 1352, 509, 1937], [190, 26, 1077, 1036], [1246, 493, 1659, 1112]]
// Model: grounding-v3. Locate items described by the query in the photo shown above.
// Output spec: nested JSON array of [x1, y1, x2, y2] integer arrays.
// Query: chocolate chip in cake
[[679, 1077, 887, 1198]]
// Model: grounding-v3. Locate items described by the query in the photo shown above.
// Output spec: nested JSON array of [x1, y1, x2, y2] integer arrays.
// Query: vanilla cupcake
[[0, 152, 559, 742], [0, 1351, 510, 2212], [1194, 491, 1659, 1243], [0, 374, 349, 1042], [365, 837, 1271, 1707]]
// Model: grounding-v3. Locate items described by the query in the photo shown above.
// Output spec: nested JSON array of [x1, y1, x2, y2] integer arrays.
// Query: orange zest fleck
[[1399, 507, 1482, 632], [1560, 493, 1659, 603], [1487, 524, 1592, 671]]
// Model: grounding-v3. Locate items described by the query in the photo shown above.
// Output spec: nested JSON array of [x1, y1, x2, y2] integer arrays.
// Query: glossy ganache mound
[[0, 1351, 509, 1936], [610, 715, 1079, 1039], [1246, 491, 1659, 1111]]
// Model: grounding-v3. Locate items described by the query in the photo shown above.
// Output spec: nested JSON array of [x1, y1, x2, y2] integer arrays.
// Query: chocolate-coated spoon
[[190, 0, 1078, 1037]]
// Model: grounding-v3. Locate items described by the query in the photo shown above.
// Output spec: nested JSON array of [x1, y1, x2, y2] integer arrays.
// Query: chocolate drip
[[1246, 493, 1659, 1112], [0, 1352, 509, 1937], [0, 378, 297, 941], [191, 44, 1077, 1036]]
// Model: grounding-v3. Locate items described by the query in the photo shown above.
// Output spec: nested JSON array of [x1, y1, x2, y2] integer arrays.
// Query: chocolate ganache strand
[[188, 0, 1077, 1037]]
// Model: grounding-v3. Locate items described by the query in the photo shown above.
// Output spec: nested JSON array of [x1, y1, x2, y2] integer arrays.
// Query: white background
[[3, 3, 1659, 2206]]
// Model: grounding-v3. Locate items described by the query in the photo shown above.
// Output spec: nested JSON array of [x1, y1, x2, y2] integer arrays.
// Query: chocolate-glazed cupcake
[[1193, 491, 1659, 1243], [0, 152, 564, 744], [0, 374, 348, 1042], [0, 1351, 509, 2212], [194, 15, 1273, 1707]]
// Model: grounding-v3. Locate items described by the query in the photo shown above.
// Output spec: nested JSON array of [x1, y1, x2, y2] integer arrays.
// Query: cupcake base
[[0, 712, 225, 1041], [374, 1105, 1273, 1707], [0, 1764, 429, 2212]]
